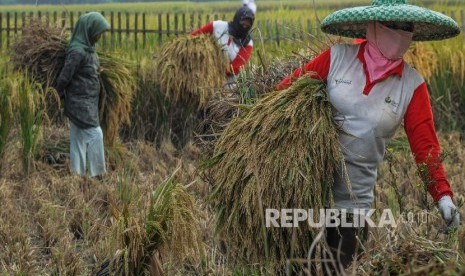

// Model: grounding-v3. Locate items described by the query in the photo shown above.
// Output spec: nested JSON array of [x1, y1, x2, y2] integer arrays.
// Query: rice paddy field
[[0, 0, 465, 275]]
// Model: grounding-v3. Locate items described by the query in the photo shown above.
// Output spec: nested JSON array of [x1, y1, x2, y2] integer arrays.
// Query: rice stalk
[[146, 170, 204, 265], [207, 76, 344, 270], [123, 56, 170, 144], [356, 220, 463, 274], [0, 65, 14, 173], [12, 72, 49, 175], [99, 54, 136, 146], [154, 34, 229, 109], [406, 41, 465, 132]]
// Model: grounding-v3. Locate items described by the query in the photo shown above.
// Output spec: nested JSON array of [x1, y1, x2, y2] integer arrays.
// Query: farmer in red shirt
[[191, 5, 255, 88], [277, 0, 461, 272]]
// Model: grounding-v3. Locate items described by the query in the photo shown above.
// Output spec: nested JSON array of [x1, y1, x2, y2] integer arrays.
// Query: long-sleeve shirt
[[191, 21, 253, 75], [277, 42, 452, 209], [56, 48, 101, 129]]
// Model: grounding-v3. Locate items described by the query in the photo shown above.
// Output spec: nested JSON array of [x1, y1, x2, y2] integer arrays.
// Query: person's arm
[[276, 48, 331, 90], [227, 43, 253, 75], [55, 49, 85, 98], [191, 22, 214, 36], [404, 82, 453, 202]]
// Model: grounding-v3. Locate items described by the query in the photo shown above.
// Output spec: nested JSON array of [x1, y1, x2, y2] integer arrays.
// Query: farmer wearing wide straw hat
[[55, 12, 110, 178], [191, 4, 255, 88], [278, 0, 461, 272]]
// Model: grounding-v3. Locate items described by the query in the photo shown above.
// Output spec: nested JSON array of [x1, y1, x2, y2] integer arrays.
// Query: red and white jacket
[[278, 42, 452, 209], [191, 21, 253, 76]]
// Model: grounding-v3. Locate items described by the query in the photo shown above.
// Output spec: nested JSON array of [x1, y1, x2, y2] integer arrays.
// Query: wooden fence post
[[158, 13, 162, 44], [125, 12, 129, 49], [134, 12, 138, 51], [6, 12, 10, 49], [117, 12, 122, 48], [101, 11, 107, 51], [14, 12, 17, 44], [275, 20, 280, 46], [174, 13, 179, 35], [110, 11, 114, 50], [21, 12, 25, 29], [142, 13, 146, 49]]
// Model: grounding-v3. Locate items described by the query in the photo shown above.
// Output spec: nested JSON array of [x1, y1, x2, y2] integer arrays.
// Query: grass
[[0, 59, 13, 174]]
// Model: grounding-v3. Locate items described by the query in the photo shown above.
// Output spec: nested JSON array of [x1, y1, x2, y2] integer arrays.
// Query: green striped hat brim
[[320, 4, 460, 41]]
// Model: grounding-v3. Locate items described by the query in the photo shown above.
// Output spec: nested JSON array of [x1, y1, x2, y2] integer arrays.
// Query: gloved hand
[[438, 195, 460, 232]]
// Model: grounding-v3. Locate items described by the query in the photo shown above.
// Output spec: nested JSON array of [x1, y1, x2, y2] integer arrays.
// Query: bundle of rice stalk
[[207, 76, 344, 270], [11, 19, 66, 121], [146, 170, 204, 266], [99, 54, 136, 146], [154, 34, 229, 109], [195, 54, 313, 156], [12, 18, 68, 88]]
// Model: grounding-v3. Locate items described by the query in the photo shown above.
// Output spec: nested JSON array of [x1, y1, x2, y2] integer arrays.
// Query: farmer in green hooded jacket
[[55, 12, 110, 177]]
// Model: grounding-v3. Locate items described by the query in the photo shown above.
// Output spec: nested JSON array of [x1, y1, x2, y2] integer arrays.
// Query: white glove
[[438, 195, 460, 232]]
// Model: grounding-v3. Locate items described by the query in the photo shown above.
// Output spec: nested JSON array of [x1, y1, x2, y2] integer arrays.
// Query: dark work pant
[[323, 222, 368, 275]]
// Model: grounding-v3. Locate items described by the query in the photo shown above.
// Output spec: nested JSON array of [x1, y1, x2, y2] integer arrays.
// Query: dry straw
[[207, 76, 344, 270], [146, 171, 204, 265], [154, 34, 229, 109], [356, 221, 463, 274]]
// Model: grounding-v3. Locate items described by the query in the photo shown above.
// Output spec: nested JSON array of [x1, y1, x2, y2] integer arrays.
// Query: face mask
[[366, 21, 413, 60]]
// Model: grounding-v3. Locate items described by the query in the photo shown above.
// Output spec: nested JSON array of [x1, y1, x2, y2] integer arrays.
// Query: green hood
[[68, 12, 110, 53]]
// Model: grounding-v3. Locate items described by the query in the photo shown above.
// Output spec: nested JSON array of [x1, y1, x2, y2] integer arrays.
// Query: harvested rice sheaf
[[12, 19, 68, 88], [208, 76, 344, 270], [154, 34, 229, 109]]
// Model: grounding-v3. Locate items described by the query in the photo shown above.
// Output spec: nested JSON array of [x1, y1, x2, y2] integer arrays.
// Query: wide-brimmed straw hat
[[320, 0, 460, 41]]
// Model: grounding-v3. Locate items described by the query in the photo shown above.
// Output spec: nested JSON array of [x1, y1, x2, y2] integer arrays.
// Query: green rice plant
[[12, 72, 48, 175], [406, 39, 465, 132], [0, 63, 13, 173], [206, 76, 345, 272]]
